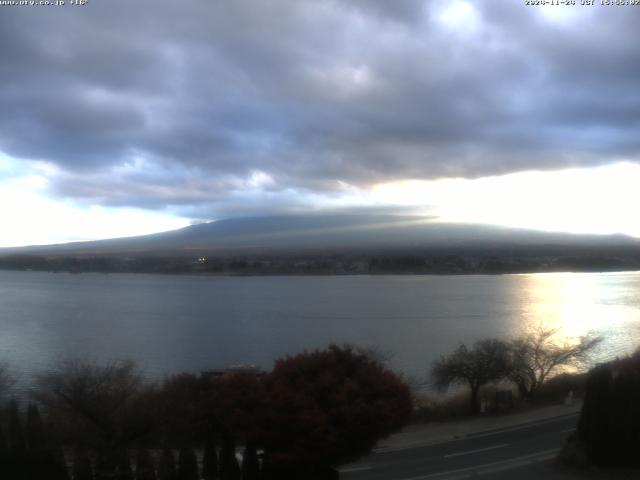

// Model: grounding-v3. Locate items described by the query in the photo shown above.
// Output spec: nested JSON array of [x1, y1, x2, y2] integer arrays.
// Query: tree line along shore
[[2, 247, 640, 276]]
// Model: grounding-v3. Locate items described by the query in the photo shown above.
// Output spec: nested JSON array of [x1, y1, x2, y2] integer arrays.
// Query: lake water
[[1, 270, 639, 385]]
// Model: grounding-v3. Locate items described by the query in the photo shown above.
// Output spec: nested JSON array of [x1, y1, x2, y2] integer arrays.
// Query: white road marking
[[443, 443, 508, 458], [463, 413, 579, 439], [561, 428, 576, 433]]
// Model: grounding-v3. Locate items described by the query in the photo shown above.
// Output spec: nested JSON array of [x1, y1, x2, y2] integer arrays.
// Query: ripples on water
[[0, 270, 638, 385]]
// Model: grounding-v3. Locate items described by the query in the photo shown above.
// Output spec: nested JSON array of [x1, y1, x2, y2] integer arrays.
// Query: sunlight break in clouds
[[4, 157, 640, 246], [372, 162, 640, 238], [0, 156, 189, 247], [0, 186, 189, 247]]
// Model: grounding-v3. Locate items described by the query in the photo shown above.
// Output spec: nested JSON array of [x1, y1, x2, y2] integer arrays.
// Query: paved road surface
[[340, 412, 579, 480]]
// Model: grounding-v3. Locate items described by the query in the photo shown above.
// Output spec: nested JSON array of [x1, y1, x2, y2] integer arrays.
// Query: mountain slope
[[2, 214, 638, 256]]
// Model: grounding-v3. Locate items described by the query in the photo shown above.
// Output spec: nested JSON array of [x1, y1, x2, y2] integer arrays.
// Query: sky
[[1, 0, 640, 247]]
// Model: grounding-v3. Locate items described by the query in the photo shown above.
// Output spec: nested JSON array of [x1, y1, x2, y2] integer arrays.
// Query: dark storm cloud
[[1, 0, 640, 215]]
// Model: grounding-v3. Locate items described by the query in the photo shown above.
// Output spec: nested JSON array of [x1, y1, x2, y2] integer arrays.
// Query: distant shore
[[2, 251, 640, 276]]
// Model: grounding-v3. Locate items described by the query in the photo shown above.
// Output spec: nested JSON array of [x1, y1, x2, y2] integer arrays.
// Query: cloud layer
[[1, 0, 639, 219]]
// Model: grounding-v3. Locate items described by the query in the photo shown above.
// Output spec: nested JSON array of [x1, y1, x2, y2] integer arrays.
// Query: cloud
[[1, 0, 639, 219]]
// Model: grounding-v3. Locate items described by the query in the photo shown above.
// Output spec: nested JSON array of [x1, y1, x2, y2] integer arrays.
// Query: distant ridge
[[2, 214, 638, 256]]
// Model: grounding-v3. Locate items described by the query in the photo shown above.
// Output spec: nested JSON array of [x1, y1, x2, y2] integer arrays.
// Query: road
[[340, 412, 579, 480]]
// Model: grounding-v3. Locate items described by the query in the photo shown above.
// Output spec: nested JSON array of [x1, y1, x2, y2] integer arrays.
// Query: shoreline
[[2, 267, 640, 277]]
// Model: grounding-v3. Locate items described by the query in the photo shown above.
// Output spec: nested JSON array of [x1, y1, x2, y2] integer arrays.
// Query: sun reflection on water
[[517, 272, 640, 362]]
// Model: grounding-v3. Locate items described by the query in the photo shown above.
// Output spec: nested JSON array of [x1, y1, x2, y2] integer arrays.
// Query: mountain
[[2, 214, 638, 256]]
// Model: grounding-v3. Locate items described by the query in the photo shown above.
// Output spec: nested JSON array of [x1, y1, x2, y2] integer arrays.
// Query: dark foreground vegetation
[[560, 350, 640, 470], [0, 345, 413, 479], [2, 244, 640, 276]]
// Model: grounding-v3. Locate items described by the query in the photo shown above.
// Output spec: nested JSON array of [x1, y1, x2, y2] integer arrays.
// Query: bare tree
[[431, 339, 511, 413], [508, 327, 601, 399], [33, 358, 149, 474]]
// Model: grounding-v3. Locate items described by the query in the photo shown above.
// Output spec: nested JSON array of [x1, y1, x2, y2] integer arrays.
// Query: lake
[[1, 270, 639, 386]]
